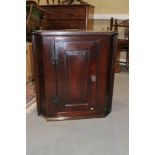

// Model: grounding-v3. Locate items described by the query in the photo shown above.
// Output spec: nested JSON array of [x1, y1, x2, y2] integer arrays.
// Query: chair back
[[26, 0, 47, 41], [110, 17, 129, 40]]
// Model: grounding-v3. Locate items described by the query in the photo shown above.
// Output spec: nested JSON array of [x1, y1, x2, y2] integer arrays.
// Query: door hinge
[[52, 52, 59, 65], [53, 95, 60, 104], [52, 46, 59, 65]]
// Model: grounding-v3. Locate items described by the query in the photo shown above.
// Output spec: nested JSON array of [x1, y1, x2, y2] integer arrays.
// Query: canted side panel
[[42, 37, 57, 117], [32, 35, 46, 115], [96, 35, 115, 115], [105, 35, 117, 114]]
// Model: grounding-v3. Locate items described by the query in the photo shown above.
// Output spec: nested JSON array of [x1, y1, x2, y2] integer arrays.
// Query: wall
[[88, 0, 129, 31], [87, 0, 129, 63], [88, 0, 129, 14]]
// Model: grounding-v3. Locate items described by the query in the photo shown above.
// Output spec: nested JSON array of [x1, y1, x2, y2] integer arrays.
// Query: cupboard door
[[55, 41, 99, 113]]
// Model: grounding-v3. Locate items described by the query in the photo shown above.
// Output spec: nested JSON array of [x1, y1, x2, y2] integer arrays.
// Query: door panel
[[66, 50, 88, 105], [55, 41, 99, 113]]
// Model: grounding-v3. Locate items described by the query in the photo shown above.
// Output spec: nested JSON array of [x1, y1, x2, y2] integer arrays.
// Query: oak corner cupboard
[[32, 30, 117, 121]]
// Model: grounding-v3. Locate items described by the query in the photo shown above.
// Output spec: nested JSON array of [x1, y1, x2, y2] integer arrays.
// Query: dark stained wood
[[55, 41, 99, 112], [39, 4, 94, 30], [105, 35, 117, 114], [32, 30, 117, 121], [32, 35, 45, 115]]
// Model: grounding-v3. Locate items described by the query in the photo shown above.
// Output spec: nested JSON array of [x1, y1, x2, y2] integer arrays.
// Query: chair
[[110, 17, 129, 72], [26, 0, 47, 41]]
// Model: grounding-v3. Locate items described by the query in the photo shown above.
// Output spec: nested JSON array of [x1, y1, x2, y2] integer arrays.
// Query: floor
[[26, 73, 129, 155]]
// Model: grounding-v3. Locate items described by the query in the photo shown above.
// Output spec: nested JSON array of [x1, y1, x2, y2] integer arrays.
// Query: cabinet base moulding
[[41, 112, 110, 121]]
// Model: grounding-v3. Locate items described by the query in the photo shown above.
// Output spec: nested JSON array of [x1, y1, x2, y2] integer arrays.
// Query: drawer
[[41, 7, 61, 19], [41, 6, 86, 19], [46, 20, 86, 29], [47, 12, 60, 19], [60, 8, 86, 19]]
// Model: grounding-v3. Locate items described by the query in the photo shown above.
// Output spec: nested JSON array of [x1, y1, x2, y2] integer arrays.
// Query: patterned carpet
[[26, 81, 36, 108]]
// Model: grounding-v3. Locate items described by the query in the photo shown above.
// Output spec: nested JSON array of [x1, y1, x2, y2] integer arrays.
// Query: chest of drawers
[[39, 4, 94, 30]]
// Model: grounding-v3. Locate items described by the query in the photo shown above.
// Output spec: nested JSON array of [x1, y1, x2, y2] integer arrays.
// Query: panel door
[[55, 40, 99, 113]]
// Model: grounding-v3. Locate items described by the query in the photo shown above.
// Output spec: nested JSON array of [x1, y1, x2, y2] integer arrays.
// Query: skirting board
[[94, 14, 129, 20]]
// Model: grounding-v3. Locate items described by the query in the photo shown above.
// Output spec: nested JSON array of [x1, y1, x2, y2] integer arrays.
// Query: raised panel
[[65, 50, 88, 106]]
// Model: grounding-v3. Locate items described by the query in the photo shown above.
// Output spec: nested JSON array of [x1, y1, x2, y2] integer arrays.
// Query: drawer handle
[[90, 107, 94, 110]]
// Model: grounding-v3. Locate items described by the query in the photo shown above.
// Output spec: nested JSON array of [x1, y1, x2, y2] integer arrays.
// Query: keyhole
[[90, 107, 94, 110], [91, 75, 96, 82]]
